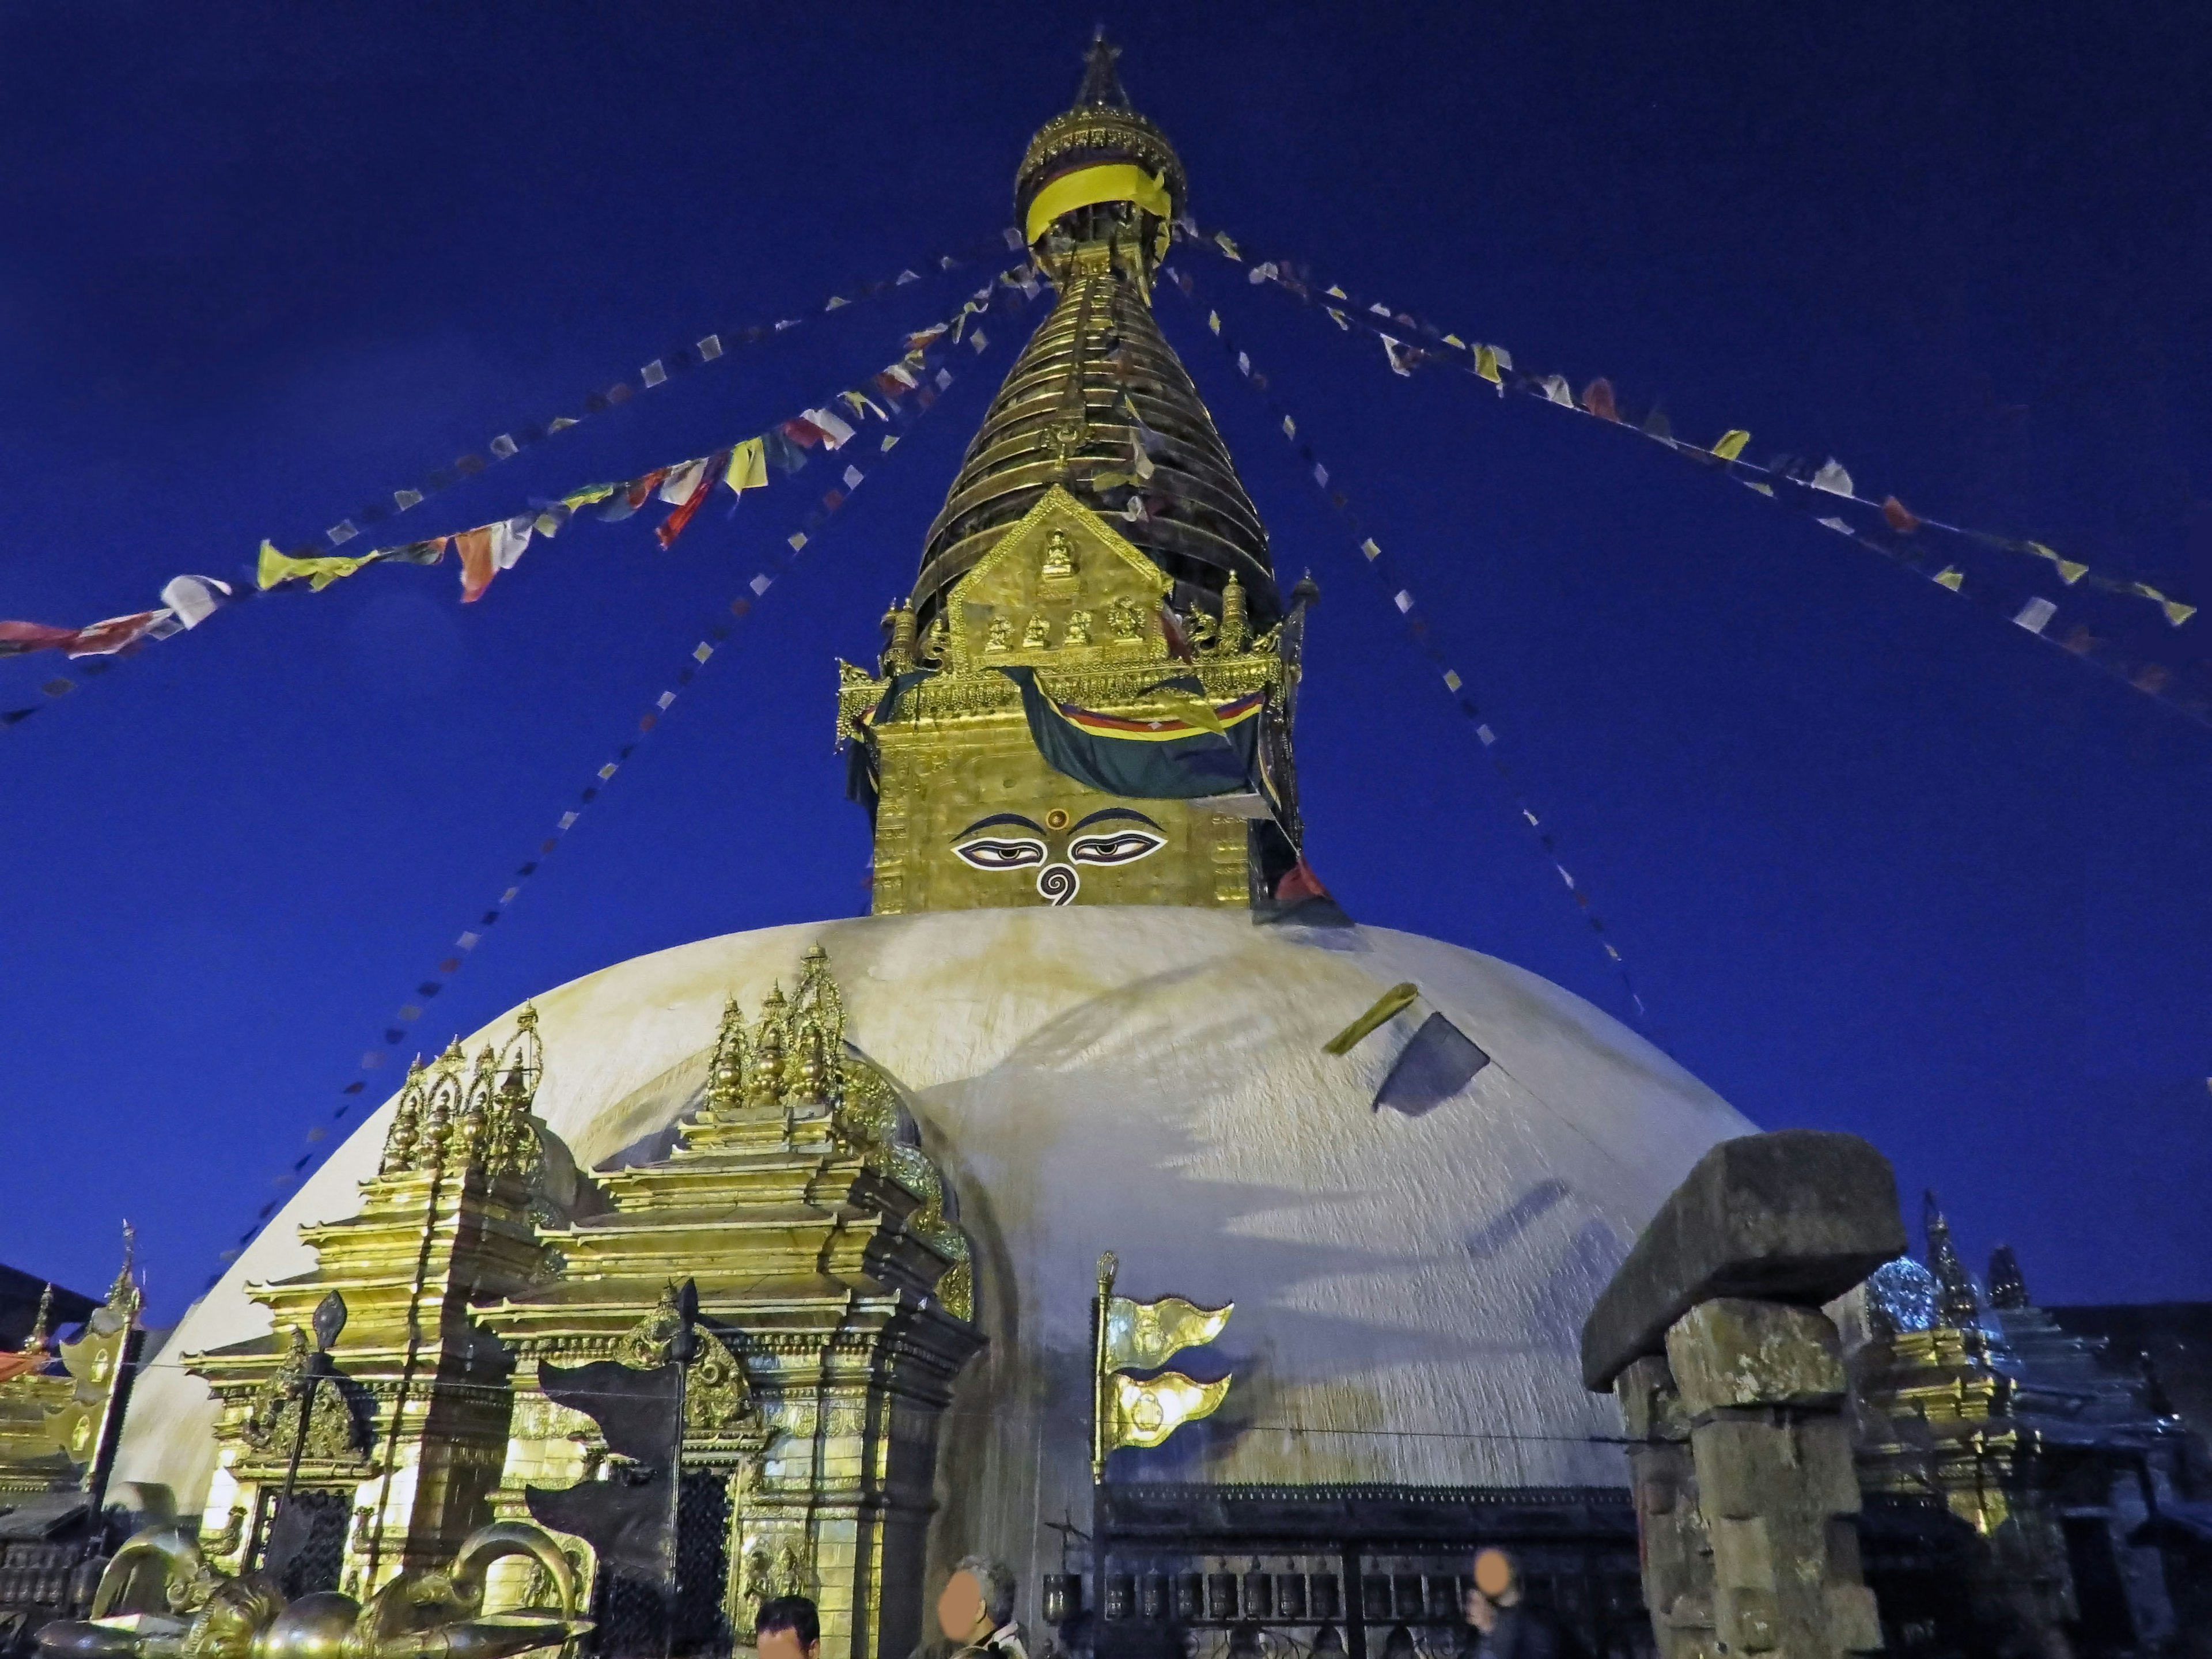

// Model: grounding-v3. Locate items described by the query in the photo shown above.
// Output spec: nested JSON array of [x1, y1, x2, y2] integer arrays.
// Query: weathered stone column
[[1582, 1131, 1906, 1659], [1613, 1354, 1717, 1659]]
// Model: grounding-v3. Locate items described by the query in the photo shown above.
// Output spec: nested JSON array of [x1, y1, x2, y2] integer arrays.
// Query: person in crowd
[[1461, 1549, 1558, 1659], [757, 1594, 821, 1659], [935, 1555, 1027, 1659]]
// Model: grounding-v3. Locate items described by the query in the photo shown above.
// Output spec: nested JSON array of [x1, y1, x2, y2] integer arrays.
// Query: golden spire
[[914, 33, 1274, 634], [21, 1283, 52, 1355]]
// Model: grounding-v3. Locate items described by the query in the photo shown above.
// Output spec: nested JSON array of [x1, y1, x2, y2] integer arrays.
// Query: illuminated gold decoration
[[476, 945, 982, 1659], [40, 1517, 588, 1659], [843, 490, 1298, 915], [1103, 1290, 1233, 1373], [1090, 1252, 1232, 1479], [1, 1227, 143, 1500], [185, 1011, 563, 1596], [845, 35, 1310, 918], [1105, 1370, 1231, 1452]]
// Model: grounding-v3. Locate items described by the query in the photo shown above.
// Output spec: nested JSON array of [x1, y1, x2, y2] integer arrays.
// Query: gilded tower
[[841, 35, 1312, 915]]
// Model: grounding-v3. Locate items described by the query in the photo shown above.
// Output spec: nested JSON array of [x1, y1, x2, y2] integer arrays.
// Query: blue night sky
[[1, 2, 2206, 1327]]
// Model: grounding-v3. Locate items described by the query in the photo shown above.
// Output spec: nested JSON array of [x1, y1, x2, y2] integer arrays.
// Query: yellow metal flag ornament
[[1104, 1289, 1232, 1372], [1092, 1252, 1232, 1479], [1106, 1370, 1232, 1452]]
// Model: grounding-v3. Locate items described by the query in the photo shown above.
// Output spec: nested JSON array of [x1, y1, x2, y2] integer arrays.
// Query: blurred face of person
[[758, 1630, 817, 1659], [938, 1570, 990, 1642]]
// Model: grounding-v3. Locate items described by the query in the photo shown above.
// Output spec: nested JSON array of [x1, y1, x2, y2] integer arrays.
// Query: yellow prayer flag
[[562, 483, 618, 510], [1106, 1369, 1230, 1453], [2162, 600, 2196, 627], [725, 438, 768, 493], [1324, 982, 1421, 1055], [256, 539, 372, 593], [1711, 430, 1751, 462], [1442, 334, 1467, 349], [1933, 567, 1966, 591], [1475, 344, 1502, 389], [2026, 542, 2088, 585], [1104, 1293, 1233, 1373]]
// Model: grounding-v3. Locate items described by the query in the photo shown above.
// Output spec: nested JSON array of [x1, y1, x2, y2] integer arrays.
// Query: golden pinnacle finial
[[516, 1003, 539, 1032], [105, 1222, 141, 1319], [22, 1284, 52, 1355]]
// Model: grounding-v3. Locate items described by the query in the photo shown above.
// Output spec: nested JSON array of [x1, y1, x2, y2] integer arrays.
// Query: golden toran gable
[[840, 488, 1292, 915]]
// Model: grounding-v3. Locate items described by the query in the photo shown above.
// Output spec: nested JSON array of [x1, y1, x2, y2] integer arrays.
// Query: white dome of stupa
[[117, 905, 1754, 1590]]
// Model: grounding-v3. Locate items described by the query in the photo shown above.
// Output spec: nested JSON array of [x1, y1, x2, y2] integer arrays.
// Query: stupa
[[113, 36, 1759, 1659]]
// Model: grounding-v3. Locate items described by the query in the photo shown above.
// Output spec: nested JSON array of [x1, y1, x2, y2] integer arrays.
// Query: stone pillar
[[1582, 1131, 1907, 1659], [1664, 1299, 1880, 1656], [1613, 1355, 1716, 1659]]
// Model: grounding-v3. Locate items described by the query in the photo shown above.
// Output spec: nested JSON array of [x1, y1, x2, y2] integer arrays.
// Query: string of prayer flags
[[274, 227, 1012, 556], [1166, 260, 1651, 1021], [256, 541, 375, 593], [7, 271, 1028, 740], [200, 286, 1014, 1290], [1215, 224, 2200, 645]]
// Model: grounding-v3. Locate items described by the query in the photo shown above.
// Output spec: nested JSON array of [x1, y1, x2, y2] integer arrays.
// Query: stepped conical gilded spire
[[915, 35, 1272, 629]]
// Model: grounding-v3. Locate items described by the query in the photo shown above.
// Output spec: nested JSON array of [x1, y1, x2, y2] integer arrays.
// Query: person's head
[[938, 1556, 1017, 1642], [1463, 1550, 1519, 1629], [756, 1595, 820, 1659]]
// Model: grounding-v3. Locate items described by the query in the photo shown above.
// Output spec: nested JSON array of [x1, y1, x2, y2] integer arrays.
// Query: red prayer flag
[[456, 527, 497, 603], [65, 611, 163, 656], [1582, 378, 1619, 422], [1275, 858, 1331, 903], [0, 620, 78, 657], [1881, 495, 1922, 533], [655, 457, 722, 550], [781, 418, 828, 449]]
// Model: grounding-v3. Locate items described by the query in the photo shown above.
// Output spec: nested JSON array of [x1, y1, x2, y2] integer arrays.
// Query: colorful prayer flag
[[725, 438, 768, 493], [257, 540, 374, 593]]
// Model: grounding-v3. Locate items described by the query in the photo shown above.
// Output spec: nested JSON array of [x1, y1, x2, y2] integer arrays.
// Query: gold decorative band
[[1025, 162, 1172, 246]]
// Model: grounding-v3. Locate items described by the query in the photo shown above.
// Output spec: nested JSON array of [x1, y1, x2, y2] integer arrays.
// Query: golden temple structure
[[840, 34, 1309, 916]]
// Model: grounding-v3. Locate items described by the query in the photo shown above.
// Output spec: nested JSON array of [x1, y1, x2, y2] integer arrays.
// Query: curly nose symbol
[[1035, 863, 1079, 905]]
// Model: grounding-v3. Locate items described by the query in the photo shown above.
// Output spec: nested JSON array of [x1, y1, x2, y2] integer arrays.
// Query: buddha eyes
[[955, 838, 1046, 870], [953, 825, 1164, 873], [1068, 830, 1165, 866]]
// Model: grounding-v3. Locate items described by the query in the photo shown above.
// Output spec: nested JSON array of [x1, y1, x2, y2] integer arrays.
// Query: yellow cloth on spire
[[256, 539, 373, 592], [1025, 163, 1172, 245]]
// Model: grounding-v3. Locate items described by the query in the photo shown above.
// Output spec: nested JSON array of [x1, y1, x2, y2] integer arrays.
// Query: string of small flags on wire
[[1162, 260, 1647, 1022], [1191, 225, 2210, 730], [2, 263, 1031, 732], [201, 282, 1021, 1290]]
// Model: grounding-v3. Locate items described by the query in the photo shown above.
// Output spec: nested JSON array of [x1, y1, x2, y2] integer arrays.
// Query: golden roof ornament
[[20, 1283, 52, 1357]]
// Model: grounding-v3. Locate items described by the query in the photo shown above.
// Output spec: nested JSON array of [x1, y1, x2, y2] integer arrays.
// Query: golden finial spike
[[22, 1283, 52, 1355]]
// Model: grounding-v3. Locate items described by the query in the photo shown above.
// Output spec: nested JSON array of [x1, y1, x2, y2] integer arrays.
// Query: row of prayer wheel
[[1041, 1570, 1474, 1625]]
